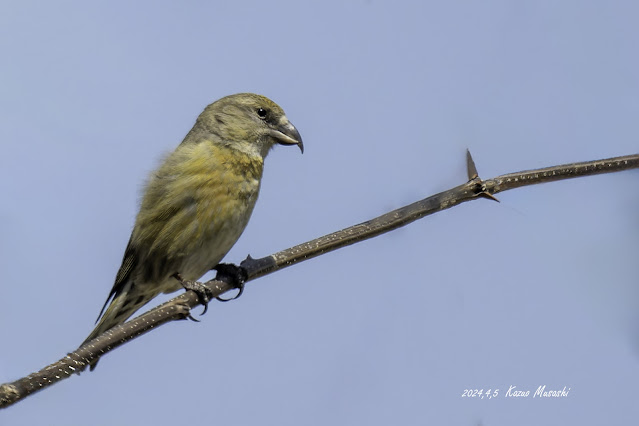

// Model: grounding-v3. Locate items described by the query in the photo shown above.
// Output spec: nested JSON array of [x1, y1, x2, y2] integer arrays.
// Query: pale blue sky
[[1, 1, 638, 425]]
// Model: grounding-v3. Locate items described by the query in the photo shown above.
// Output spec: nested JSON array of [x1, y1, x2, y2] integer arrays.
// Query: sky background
[[1, 1, 638, 425]]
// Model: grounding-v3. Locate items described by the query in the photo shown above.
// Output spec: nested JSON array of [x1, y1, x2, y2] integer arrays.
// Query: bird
[[82, 93, 303, 365]]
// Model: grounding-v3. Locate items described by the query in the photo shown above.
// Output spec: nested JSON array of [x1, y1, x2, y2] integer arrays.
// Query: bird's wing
[[95, 235, 139, 323]]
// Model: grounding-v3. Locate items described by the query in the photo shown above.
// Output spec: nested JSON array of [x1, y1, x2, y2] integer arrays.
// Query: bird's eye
[[257, 108, 267, 119]]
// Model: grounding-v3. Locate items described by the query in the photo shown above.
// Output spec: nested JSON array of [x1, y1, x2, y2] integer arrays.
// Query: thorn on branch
[[466, 149, 500, 203]]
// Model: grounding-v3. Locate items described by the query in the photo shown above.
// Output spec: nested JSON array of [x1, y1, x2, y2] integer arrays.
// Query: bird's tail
[[82, 281, 153, 369]]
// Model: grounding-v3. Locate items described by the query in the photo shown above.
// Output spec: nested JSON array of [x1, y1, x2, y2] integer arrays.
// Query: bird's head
[[196, 93, 303, 158]]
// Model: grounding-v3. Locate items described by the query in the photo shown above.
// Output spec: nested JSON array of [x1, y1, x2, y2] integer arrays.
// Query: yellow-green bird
[[83, 93, 303, 354]]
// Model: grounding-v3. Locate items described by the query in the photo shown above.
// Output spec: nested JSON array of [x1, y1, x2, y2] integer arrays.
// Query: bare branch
[[2, 152, 637, 408]]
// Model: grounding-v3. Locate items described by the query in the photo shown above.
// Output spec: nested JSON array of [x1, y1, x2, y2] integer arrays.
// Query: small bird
[[83, 93, 303, 359]]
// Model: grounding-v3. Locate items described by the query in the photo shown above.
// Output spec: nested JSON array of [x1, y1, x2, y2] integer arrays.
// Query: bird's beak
[[270, 118, 304, 154]]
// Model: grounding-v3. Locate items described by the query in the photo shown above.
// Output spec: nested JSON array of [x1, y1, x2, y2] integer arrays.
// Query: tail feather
[[82, 281, 155, 369]]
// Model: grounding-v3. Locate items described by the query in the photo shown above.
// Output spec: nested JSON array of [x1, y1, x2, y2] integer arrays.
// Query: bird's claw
[[173, 273, 213, 315], [213, 263, 248, 302], [186, 312, 201, 322], [216, 283, 244, 302]]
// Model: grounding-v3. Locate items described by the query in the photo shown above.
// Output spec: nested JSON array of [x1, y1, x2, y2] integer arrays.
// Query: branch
[[2, 152, 637, 408]]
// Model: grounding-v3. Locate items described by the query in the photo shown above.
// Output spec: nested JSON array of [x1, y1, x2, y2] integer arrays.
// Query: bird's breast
[[134, 142, 265, 288], [172, 144, 263, 280]]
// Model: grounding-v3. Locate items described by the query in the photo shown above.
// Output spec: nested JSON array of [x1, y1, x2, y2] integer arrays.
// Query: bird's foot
[[173, 273, 213, 316], [213, 263, 248, 302]]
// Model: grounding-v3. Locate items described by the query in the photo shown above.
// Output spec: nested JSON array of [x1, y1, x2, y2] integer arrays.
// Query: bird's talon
[[213, 263, 248, 301], [173, 273, 213, 315], [216, 283, 245, 302], [186, 312, 201, 322]]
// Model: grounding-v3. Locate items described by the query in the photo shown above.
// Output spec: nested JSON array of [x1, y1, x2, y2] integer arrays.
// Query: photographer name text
[[461, 385, 570, 399]]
